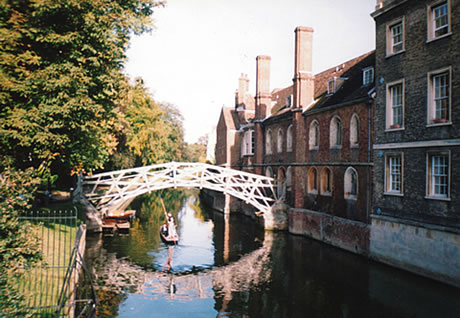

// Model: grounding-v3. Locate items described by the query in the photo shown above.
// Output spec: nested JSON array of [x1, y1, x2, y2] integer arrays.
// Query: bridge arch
[[77, 162, 277, 219]]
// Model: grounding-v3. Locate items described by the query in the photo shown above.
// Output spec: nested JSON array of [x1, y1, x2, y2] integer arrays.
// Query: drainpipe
[[366, 88, 375, 223]]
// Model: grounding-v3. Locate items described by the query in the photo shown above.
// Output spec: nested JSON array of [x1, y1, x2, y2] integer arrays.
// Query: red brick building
[[216, 27, 375, 254]]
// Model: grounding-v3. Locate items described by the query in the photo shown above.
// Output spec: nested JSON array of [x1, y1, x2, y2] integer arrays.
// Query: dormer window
[[363, 67, 374, 86], [327, 78, 336, 95], [286, 95, 292, 107], [327, 77, 347, 95]]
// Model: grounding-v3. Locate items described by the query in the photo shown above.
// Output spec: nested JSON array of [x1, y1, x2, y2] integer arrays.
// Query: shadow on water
[[82, 190, 460, 318]]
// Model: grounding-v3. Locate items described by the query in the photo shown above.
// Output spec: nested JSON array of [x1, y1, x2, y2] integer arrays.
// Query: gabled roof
[[220, 106, 240, 130]]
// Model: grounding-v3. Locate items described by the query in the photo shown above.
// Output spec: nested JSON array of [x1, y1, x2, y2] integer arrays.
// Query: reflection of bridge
[[88, 232, 274, 303], [75, 162, 279, 230]]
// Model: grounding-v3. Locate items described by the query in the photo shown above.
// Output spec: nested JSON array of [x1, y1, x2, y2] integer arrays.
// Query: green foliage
[[0, 165, 41, 316], [0, 0, 164, 176], [107, 78, 186, 169]]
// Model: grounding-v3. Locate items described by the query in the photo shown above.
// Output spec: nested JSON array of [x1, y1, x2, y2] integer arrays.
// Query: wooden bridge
[[75, 162, 280, 229]]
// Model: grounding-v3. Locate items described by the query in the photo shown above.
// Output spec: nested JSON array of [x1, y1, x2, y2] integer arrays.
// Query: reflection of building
[[216, 26, 375, 254], [370, 0, 460, 287], [215, 1, 460, 287]]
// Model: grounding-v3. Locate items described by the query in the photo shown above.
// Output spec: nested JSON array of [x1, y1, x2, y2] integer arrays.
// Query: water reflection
[[83, 191, 460, 318]]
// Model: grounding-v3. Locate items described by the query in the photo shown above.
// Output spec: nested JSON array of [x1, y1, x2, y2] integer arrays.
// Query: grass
[[16, 208, 79, 316]]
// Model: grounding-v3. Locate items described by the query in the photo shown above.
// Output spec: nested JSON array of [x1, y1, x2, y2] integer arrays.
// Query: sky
[[125, 0, 376, 143]]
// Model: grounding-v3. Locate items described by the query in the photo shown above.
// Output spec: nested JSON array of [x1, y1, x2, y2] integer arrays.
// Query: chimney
[[255, 55, 271, 118], [237, 73, 249, 106], [293, 26, 314, 109]]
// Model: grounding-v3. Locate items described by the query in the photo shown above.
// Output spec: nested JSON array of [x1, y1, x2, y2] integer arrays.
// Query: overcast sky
[[125, 0, 376, 143]]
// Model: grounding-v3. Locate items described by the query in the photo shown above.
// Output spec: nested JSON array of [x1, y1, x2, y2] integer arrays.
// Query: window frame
[[307, 167, 318, 195], [286, 125, 293, 152], [309, 120, 320, 150], [266, 129, 273, 155], [426, 151, 451, 200], [277, 128, 283, 153], [386, 17, 405, 56], [427, 0, 451, 42], [362, 66, 374, 86], [426, 66, 452, 126], [320, 167, 333, 196], [385, 79, 405, 131], [330, 116, 342, 149], [350, 114, 360, 148], [384, 152, 404, 196], [344, 167, 358, 200]]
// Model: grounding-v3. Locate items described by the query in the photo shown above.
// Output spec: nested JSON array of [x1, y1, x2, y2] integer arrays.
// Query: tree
[[0, 0, 165, 177]]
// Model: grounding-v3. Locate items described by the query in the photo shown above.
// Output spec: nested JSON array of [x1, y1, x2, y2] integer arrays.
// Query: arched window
[[320, 167, 332, 195], [277, 128, 283, 153], [266, 129, 273, 154], [330, 116, 342, 148], [350, 114, 359, 147], [286, 166, 292, 192], [265, 167, 273, 178], [287, 125, 293, 152], [307, 167, 318, 194], [344, 167, 358, 199], [309, 120, 319, 150], [277, 167, 286, 198]]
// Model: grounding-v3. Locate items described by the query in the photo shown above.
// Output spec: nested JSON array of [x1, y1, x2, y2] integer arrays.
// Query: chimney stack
[[255, 55, 271, 118], [237, 73, 249, 106], [293, 26, 314, 109]]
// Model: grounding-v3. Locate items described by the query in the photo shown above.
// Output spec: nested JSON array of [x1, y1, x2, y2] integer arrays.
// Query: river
[[83, 190, 460, 318]]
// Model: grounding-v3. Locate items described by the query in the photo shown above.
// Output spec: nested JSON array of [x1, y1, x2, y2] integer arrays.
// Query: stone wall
[[370, 214, 460, 288], [289, 208, 370, 255]]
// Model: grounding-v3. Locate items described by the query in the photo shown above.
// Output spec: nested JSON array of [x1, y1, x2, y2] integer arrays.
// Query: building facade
[[370, 0, 460, 287]]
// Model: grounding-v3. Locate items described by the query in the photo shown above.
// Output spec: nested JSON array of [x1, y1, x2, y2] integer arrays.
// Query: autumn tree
[[0, 0, 165, 177]]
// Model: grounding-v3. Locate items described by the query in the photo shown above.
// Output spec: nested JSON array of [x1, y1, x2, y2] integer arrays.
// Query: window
[[265, 167, 273, 178], [344, 167, 358, 199], [363, 67, 374, 86], [241, 130, 254, 156], [386, 80, 404, 129], [386, 19, 404, 55], [277, 128, 283, 153], [427, 67, 451, 124], [309, 120, 319, 150], [427, 152, 450, 199], [307, 167, 318, 194], [350, 114, 359, 147], [320, 167, 332, 195], [287, 125, 293, 152], [327, 78, 336, 95], [330, 116, 342, 148], [428, 1, 450, 41], [266, 129, 273, 154], [286, 95, 292, 107], [385, 154, 403, 195]]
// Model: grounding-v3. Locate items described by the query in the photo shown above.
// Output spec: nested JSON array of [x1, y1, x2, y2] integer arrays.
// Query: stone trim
[[374, 138, 460, 150]]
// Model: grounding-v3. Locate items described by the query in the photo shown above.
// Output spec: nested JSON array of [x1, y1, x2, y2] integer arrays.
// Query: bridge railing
[[79, 162, 277, 215]]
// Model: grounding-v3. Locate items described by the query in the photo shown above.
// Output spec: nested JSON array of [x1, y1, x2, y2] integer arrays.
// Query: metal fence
[[18, 209, 96, 317]]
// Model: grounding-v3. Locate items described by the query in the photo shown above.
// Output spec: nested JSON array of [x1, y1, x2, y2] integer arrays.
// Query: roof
[[221, 106, 240, 130]]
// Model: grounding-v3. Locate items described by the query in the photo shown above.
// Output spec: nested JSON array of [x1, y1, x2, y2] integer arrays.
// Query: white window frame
[[384, 153, 404, 196], [327, 78, 336, 95], [385, 79, 405, 130], [427, 0, 451, 42], [362, 67, 374, 86], [426, 151, 451, 200], [277, 128, 283, 153], [309, 120, 319, 150], [287, 125, 293, 152], [386, 18, 405, 56], [350, 114, 360, 148], [344, 167, 358, 200], [330, 116, 342, 149], [427, 66, 451, 126], [266, 129, 273, 155]]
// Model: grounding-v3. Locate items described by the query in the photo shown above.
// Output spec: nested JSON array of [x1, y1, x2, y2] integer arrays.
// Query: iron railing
[[18, 209, 96, 317]]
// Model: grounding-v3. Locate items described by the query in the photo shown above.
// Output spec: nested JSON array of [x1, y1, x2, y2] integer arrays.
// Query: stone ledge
[[371, 214, 460, 235]]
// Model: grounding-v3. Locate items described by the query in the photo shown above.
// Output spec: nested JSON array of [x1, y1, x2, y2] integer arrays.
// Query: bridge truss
[[80, 162, 277, 215]]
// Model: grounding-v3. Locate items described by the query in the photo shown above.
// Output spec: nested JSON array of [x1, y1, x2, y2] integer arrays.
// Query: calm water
[[83, 191, 460, 318]]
